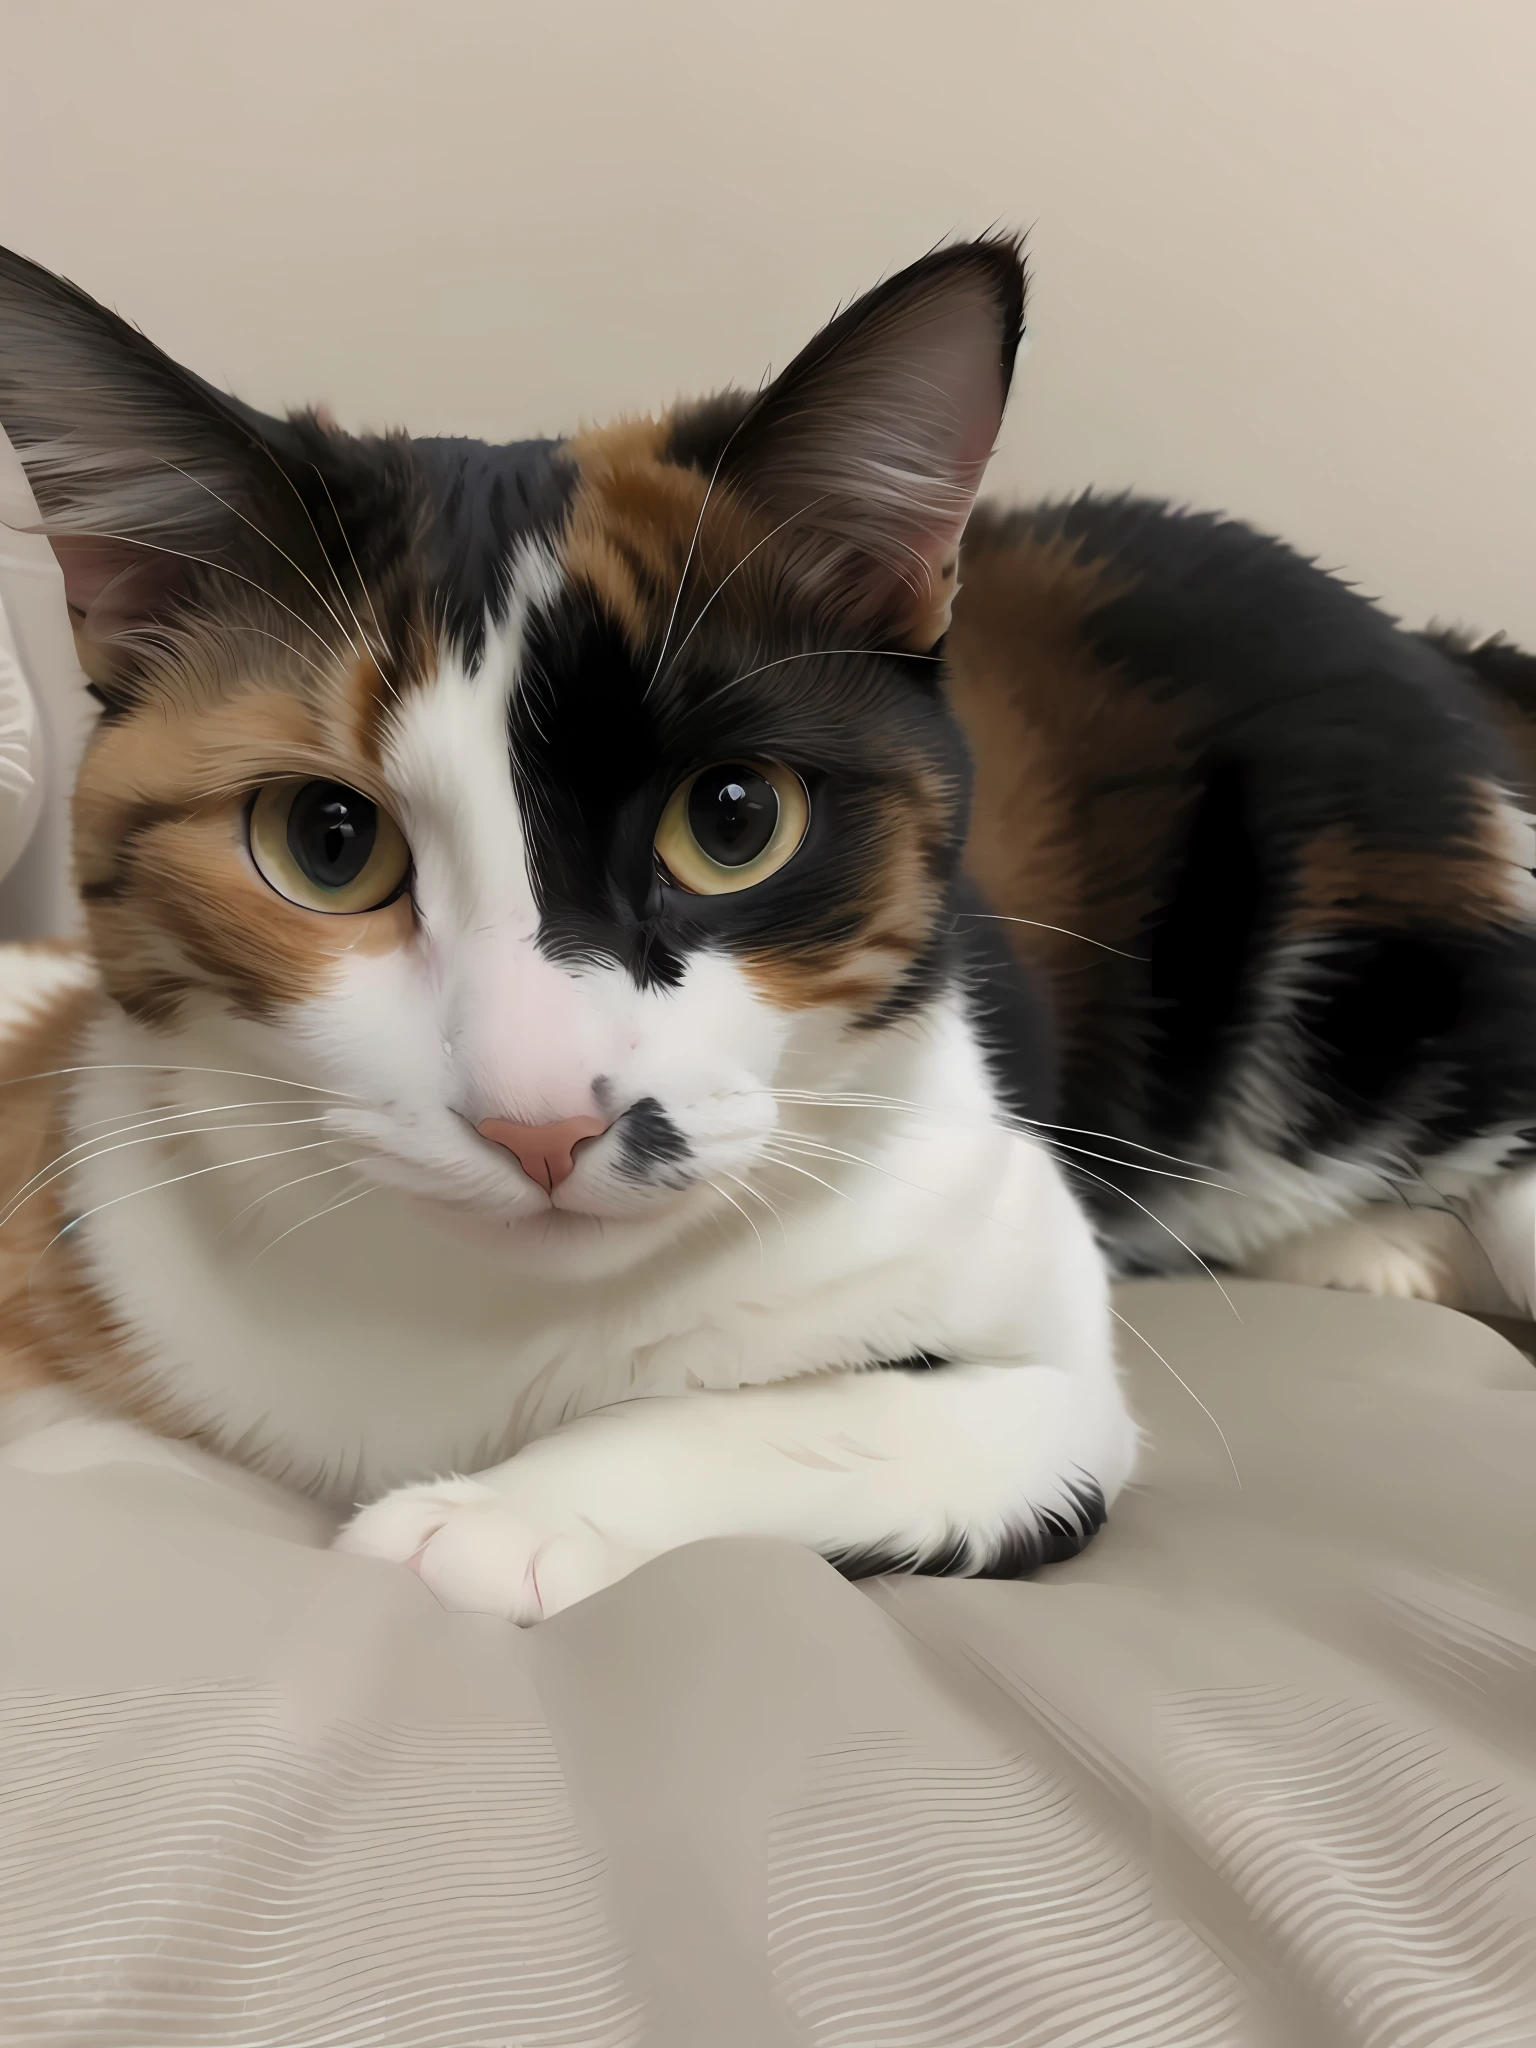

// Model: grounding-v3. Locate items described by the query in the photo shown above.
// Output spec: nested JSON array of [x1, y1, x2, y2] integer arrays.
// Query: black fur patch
[[410, 436, 575, 669], [663, 390, 755, 477], [1141, 756, 1271, 1142], [1299, 923, 1536, 1157], [1049, 493, 1505, 838], [952, 880, 1058, 1125], [1423, 627, 1536, 722], [974, 492, 1536, 1246], [615, 1096, 690, 1178], [507, 583, 976, 1011], [507, 599, 681, 988], [826, 1478, 1107, 1582], [1308, 931, 1463, 1108]]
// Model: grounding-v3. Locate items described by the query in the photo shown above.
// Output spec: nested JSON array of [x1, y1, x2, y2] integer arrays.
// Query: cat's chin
[[407, 1190, 691, 1277]]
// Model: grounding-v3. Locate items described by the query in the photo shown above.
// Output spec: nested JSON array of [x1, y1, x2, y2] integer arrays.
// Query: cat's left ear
[[713, 236, 1025, 649]]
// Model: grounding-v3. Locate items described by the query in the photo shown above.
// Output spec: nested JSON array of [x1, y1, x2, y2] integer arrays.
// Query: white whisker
[[30, 1139, 339, 1278], [13, 1098, 326, 1210], [1109, 1304, 1242, 1486], [24, 524, 349, 666], [762, 1084, 1250, 1293], [699, 644, 942, 710], [1065, 1159, 1242, 1321], [718, 1169, 789, 1244], [768, 1128, 1007, 1230], [178, 599, 336, 686], [757, 1146, 852, 1204], [1033, 1138, 1242, 1197], [768, 1089, 1241, 1195], [309, 462, 391, 669], [0, 1064, 358, 1099], [150, 456, 362, 662], [702, 1177, 766, 1261], [227, 1156, 369, 1231], [251, 1180, 375, 1264], [763, 1087, 1233, 1179], [655, 495, 828, 692], [1, 1117, 334, 1232], [647, 417, 752, 696], [259, 446, 387, 667], [955, 912, 1148, 963]]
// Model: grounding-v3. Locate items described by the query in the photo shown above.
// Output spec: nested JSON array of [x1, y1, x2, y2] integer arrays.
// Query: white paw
[[1246, 1210, 1494, 1307], [336, 1477, 651, 1624], [1468, 1167, 1536, 1319]]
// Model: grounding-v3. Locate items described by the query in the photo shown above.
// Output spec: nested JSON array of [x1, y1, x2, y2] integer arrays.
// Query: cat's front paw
[[336, 1477, 648, 1624]]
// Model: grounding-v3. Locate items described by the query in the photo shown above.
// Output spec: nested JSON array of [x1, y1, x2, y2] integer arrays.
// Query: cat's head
[[0, 238, 1024, 1270]]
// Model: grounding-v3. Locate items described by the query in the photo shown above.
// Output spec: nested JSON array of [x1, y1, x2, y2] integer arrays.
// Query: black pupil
[[687, 765, 779, 868], [288, 781, 378, 890]]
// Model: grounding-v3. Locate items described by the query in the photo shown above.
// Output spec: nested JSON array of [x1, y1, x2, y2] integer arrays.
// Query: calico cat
[[0, 235, 1529, 1622]]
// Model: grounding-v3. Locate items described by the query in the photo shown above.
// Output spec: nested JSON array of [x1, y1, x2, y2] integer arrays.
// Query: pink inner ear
[[48, 535, 180, 635], [728, 259, 1018, 644], [887, 302, 1013, 574]]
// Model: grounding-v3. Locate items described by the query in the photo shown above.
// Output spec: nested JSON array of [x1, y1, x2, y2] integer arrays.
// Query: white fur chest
[[60, 1014, 1087, 1509]]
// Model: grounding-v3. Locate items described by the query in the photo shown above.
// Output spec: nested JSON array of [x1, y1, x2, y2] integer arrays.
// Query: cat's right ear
[[683, 237, 1027, 651], [0, 247, 314, 694]]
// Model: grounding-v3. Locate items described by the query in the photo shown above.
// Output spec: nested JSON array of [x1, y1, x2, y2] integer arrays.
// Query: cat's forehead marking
[[474, 420, 972, 1024], [381, 614, 539, 936], [410, 434, 578, 673]]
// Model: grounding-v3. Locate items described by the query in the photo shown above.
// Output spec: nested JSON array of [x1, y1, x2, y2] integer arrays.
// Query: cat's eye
[[248, 778, 411, 914], [654, 761, 809, 896]]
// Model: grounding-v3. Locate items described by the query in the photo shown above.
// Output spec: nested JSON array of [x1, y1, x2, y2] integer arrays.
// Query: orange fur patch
[[741, 784, 951, 1015], [562, 413, 967, 1019], [1290, 788, 1536, 933], [561, 412, 787, 661], [75, 672, 414, 1025], [947, 529, 1191, 1057], [0, 966, 153, 1417]]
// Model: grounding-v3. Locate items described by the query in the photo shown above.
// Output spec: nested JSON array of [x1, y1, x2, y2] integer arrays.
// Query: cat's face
[[0, 239, 1024, 1270]]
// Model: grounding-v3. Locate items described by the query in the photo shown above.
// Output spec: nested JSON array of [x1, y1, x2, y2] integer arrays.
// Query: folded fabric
[[1, 1279, 1533, 2045]]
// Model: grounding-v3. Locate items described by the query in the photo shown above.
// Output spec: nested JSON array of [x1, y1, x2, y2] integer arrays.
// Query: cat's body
[[0, 236, 1530, 1619], [953, 499, 1536, 1293]]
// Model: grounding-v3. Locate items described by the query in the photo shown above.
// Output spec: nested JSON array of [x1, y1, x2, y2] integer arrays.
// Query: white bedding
[[2, 1278, 1532, 2045]]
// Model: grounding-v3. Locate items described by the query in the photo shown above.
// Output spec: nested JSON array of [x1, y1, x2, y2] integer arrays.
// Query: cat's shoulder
[[961, 488, 1435, 669], [954, 488, 1513, 789]]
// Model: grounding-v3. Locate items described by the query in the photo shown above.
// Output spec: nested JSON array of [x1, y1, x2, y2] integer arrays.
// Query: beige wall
[[3, 0, 1534, 640]]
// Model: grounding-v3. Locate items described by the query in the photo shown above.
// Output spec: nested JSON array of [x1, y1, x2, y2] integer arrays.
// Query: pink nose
[[476, 1114, 612, 1192]]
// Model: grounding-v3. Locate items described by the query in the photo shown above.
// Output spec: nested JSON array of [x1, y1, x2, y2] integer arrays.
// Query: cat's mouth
[[406, 1194, 615, 1258], [420, 1101, 702, 1227], [407, 1165, 704, 1273]]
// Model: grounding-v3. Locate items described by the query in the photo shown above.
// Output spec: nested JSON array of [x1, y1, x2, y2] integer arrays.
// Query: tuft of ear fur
[[0, 246, 383, 697], [690, 237, 1026, 649]]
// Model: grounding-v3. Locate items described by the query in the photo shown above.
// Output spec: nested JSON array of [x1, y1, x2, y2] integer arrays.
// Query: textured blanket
[[1, 1279, 1532, 2046]]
